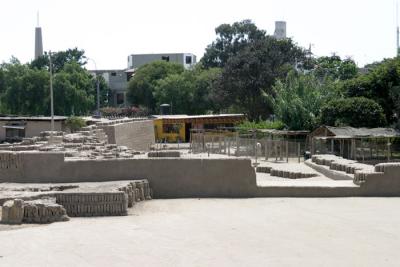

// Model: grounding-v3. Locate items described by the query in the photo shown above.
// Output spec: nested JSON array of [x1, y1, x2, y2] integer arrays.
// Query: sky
[[0, 0, 398, 69]]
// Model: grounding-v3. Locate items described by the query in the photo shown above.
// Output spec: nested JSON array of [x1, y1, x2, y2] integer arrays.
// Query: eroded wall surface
[[99, 120, 155, 151], [0, 152, 256, 198]]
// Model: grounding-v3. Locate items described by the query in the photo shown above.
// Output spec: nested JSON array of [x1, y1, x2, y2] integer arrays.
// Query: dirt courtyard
[[0, 198, 399, 267]]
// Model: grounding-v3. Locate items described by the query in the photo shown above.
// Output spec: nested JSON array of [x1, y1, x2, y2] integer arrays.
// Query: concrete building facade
[[128, 53, 197, 70], [274, 21, 287, 40], [90, 70, 131, 107]]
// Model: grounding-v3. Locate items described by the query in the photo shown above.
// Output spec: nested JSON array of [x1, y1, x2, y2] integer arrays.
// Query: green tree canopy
[[201, 20, 267, 68], [127, 61, 184, 112], [342, 57, 400, 124], [153, 66, 221, 115], [30, 48, 87, 73], [272, 72, 339, 130], [215, 36, 308, 120], [313, 55, 358, 81], [319, 97, 387, 128], [0, 49, 108, 116]]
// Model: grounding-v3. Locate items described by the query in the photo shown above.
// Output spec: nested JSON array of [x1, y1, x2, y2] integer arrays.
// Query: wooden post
[[331, 139, 334, 154], [228, 137, 231, 156], [387, 139, 391, 162], [298, 142, 301, 163], [361, 139, 365, 162], [202, 131, 205, 152], [236, 132, 239, 157], [223, 136, 226, 154], [286, 140, 289, 163], [265, 138, 268, 161]]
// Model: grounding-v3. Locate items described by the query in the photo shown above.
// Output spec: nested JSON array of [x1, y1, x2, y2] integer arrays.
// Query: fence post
[[264, 138, 268, 161], [236, 132, 239, 157], [228, 137, 231, 156], [202, 131, 205, 152], [286, 140, 289, 163], [298, 142, 301, 163]]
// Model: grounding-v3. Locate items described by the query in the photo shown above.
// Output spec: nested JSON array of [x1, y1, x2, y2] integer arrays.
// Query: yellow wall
[[154, 119, 185, 143]]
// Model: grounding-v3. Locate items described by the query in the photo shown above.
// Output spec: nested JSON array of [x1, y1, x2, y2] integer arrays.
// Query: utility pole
[[49, 51, 54, 142]]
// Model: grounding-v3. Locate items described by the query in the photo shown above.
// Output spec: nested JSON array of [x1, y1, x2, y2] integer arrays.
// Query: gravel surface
[[0, 198, 399, 267]]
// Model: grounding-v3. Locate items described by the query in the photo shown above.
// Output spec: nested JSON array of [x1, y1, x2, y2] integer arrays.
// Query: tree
[[154, 74, 194, 114], [127, 61, 184, 112], [52, 62, 95, 116], [65, 116, 86, 133], [0, 50, 108, 116], [319, 97, 387, 128], [342, 57, 400, 124], [1, 60, 49, 115], [313, 55, 358, 81], [272, 72, 339, 130], [201, 20, 266, 68], [216, 36, 307, 120], [30, 48, 87, 73], [147, 65, 221, 115]]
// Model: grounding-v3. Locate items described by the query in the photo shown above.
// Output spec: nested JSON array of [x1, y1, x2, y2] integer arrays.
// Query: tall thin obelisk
[[34, 12, 43, 59], [397, 2, 400, 56]]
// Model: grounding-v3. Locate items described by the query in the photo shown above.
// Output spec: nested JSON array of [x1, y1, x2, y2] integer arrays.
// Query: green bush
[[238, 120, 285, 130], [65, 116, 86, 133], [319, 97, 387, 128]]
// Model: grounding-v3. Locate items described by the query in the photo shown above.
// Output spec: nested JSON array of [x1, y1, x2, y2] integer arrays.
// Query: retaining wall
[[0, 151, 256, 198]]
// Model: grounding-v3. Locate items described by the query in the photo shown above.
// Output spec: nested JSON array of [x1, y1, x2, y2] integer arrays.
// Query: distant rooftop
[[0, 116, 67, 121], [152, 114, 245, 120], [313, 126, 400, 139]]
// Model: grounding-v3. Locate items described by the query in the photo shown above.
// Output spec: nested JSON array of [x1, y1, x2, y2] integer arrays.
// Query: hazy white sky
[[0, 0, 398, 69]]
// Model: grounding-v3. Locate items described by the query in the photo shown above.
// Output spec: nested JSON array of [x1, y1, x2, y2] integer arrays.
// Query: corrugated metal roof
[[0, 116, 67, 121], [152, 114, 245, 120], [325, 126, 400, 138]]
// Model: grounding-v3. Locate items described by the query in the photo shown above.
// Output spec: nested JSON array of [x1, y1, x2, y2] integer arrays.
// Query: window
[[116, 93, 124, 105], [185, 56, 192, 64], [161, 56, 170, 62], [111, 72, 117, 76], [163, 123, 180, 134]]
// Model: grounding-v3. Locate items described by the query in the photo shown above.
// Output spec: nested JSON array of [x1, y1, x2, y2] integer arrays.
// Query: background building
[[90, 69, 131, 107], [273, 21, 287, 40], [127, 53, 196, 69]]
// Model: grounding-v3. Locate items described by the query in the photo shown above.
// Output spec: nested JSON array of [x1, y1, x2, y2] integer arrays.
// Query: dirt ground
[[0, 198, 400, 267]]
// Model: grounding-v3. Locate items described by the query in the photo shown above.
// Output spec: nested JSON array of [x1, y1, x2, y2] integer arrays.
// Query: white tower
[[34, 12, 43, 60], [397, 2, 400, 56], [274, 21, 286, 40]]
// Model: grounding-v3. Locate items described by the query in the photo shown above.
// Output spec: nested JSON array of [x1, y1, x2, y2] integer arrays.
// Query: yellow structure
[[153, 114, 245, 142]]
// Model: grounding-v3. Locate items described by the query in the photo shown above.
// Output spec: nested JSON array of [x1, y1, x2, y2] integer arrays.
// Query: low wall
[[99, 120, 155, 151], [0, 152, 256, 198]]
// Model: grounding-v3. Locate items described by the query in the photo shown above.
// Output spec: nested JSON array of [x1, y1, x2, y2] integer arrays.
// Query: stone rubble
[[0, 125, 145, 160], [1, 180, 153, 224]]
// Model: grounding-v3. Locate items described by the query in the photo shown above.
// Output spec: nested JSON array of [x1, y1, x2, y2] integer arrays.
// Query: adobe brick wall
[[99, 120, 155, 151]]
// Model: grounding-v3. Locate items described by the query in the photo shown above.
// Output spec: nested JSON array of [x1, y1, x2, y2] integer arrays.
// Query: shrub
[[65, 116, 86, 133], [238, 120, 285, 130], [319, 97, 387, 127]]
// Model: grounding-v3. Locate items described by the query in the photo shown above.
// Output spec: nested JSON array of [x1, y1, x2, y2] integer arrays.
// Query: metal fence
[[191, 132, 307, 162], [312, 137, 400, 163]]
